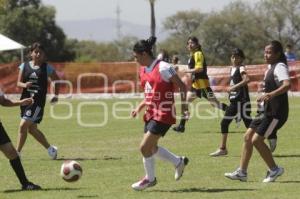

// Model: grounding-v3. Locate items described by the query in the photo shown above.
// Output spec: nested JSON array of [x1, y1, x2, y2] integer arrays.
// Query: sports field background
[[0, 96, 299, 199]]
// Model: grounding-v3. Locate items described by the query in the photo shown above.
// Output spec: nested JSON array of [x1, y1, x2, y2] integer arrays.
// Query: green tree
[[159, 10, 207, 63], [200, 1, 267, 65], [0, 0, 75, 62], [256, 0, 300, 51]]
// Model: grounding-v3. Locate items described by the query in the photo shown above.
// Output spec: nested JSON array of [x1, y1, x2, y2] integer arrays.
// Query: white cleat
[[263, 167, 284, 183], [209, 148, 228, 157], [225, 168, 247, 182], [131, 177, 157, 191], [175, 156, 189, 181]]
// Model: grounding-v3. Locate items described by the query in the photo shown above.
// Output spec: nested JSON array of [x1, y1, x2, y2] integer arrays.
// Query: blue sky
[[42, 0, 259, 25]]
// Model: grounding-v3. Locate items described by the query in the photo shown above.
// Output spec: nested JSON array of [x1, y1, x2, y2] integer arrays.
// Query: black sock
[[9, 157, 29, 186], [179, 118, 186, 127]]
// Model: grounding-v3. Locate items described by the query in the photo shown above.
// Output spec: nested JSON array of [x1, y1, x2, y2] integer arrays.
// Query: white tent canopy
[[0, 33, 25, 61]]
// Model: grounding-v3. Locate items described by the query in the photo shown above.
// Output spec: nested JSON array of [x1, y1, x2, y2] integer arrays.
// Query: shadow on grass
[[279, 181, 300, 184], [77, 195, 99, 198], [273, 154, 300, 158], [150, 187, 256, 193], [196, 130, 244, 134], [3, 187, 81, 193], [54, 156, 122, 161]]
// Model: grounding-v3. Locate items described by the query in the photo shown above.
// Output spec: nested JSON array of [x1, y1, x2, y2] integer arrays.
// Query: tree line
[[0, 0, 299, 65]]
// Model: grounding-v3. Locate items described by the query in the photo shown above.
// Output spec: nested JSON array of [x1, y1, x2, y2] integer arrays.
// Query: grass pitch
[[0, 97, 299, 199]]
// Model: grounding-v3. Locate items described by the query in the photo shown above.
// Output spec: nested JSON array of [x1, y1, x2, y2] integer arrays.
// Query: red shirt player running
[[131, 36, 189, 191]]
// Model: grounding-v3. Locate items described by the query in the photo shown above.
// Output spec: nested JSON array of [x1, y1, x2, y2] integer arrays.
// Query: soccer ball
[[60, 160, 82, 182]]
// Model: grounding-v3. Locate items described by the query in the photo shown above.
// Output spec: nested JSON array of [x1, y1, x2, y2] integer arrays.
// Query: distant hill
[[57, 18, 168, 42]]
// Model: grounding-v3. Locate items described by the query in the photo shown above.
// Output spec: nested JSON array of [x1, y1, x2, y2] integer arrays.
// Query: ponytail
[[133, 36, 157, 57]]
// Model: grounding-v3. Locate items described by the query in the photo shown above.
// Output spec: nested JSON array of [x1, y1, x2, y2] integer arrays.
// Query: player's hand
[[50, 96, 58, 104], [21, 98, 34, 106], [227, 86, 235, 93], [131, 109, 138, 118], [25, 82, 33, 88], [257, 93, 273, 102]]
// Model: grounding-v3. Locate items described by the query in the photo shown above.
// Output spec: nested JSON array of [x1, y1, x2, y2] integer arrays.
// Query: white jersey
[[145, 60, 177, 82], [265, 63, 290, 86]]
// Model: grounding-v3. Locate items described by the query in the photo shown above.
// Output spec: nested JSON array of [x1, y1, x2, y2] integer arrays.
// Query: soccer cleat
[[268, 138, 277, 153], [209, 148, 228, 157], [48, 145, 58, 160], [263, 167, 284, 183], [225, 168, 247, 182], [175, 156, 189, 181], [172, 125, 185, 133], [22, 182, 42, 191], [131, 177, 157, 191]]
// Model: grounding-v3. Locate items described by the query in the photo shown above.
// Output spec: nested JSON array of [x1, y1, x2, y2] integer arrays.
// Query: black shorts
[[0, 123, 11, 145], [20, 103, 44, 124], [249, 114, 287, 138], [191, 87, 215, 99], [144, 120, 171, 137]]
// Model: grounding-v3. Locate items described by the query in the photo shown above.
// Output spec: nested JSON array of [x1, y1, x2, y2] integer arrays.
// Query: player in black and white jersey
[[210, 48, 252, 157], [225, 40, 290, 183], [16, 42, 60, 159]]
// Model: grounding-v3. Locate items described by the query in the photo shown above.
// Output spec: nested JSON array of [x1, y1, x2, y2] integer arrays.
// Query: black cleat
[[173, 125, 185, 133], [22, 182, 42, 191]]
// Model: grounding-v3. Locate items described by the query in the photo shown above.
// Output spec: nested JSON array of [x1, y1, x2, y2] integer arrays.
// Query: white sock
[[143, 156, 155, 181], [154, 146, 181, 167]]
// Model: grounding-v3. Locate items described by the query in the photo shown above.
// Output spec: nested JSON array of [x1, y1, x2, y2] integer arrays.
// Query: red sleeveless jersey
[[139, 61, 176, 125]]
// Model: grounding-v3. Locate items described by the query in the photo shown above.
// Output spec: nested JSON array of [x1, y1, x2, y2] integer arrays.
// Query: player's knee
[[139, 144, 151, 157], [243, 133, 252, 143]]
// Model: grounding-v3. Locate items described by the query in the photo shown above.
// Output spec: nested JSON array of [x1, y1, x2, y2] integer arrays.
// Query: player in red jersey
[[131, 36, 189, 191]]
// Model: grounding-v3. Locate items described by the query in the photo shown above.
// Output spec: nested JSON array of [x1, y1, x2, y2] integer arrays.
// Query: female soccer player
[[210, 48, 252, 156], [16, 42, 59, 159], [131, 36, 189, 191], [225, 40, 290, 182], [0, 91, 41, 190], [173, 36, 227, 133]]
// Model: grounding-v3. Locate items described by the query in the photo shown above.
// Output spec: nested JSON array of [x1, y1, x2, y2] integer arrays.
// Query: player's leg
[[16, 119, 31, 153], [173, 90, 196, 133], [224, 128, 255, 182], [210, 103, 236, 156], [252, 117, 286, 182], [132, 131, 160, 190], [204, 87, 227, 111], [0, 124, 40, 190], [28, 124, 58, 159]]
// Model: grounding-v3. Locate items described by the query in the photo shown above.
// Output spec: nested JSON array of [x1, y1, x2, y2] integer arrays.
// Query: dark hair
[[269, 40, 287, 65], [133, 36, 156, 57], [30, 42, 45, 52], [232, 48, 245, 60], [187, 36, 202, 51], [26, 42, 46, 61]]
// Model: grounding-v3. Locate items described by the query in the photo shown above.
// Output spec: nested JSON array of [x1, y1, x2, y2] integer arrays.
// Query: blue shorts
[[144, 120, 171, 137]]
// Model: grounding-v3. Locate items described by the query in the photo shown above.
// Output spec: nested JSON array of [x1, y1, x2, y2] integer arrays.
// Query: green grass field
[[0, 97, 299, 199]]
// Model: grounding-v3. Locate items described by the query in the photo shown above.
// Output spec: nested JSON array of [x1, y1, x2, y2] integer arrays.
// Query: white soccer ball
[[60, 160, 82, 182]]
